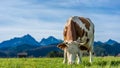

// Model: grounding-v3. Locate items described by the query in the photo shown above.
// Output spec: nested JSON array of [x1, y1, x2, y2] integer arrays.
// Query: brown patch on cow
[[63, 20, 77, 41], [79, 17, 90, 30], [74, 22, 85, 38], [69, 20, 77, 41], [63, 26, 67, 41], [82, 29, 85, 37], [63, 17, 89, 42], [57, 43, 67, 50], [86, 38, 90, 43], [85, 32, 88, 37], [79, 46, 88, 50]]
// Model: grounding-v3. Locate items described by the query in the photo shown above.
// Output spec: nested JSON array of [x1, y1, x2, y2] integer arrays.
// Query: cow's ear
[[57, 43, 67, 50]]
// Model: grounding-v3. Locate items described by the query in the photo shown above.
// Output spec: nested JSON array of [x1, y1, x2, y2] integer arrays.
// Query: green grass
[[0, 56, 120, 68]]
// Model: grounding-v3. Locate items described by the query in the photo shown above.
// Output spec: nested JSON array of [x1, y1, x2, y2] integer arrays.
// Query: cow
[[57, 16, 94, 64]]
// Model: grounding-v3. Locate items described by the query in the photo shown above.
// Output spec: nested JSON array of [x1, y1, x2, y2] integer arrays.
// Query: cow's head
[[57, 42, 80, 64]]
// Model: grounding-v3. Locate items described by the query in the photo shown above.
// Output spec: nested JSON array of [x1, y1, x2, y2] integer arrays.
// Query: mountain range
[[0, 34, 62, 48], [0, 34, 62, 57], [0, 34, 39, 48], [0, 34, 120, 57]]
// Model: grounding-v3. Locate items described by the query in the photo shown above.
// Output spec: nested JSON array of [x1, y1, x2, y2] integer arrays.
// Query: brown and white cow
[[58, 16, 94, 64]]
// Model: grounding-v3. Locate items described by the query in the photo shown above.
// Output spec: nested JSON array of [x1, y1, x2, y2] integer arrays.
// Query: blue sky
[[0, 0, 120, 42]]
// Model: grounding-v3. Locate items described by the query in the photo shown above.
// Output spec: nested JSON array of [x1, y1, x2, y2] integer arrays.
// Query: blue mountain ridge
[[0, 34, 119, 48], [40, 36, 62, 46], [0, 34, 62, 48], [0, 34, 40, 48], [105, 39, 119, 45]]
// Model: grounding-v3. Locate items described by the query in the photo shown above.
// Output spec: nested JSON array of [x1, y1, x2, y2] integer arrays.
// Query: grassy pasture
[[0, 56, 120, 68]]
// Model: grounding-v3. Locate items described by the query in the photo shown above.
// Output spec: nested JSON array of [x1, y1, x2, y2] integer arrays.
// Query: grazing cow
[[57, 16, 94, 64]]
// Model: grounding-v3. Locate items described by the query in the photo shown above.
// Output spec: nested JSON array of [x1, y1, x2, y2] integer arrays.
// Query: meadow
[[0, 56, 120, 68]]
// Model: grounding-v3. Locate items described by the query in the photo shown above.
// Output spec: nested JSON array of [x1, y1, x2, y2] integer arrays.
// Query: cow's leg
[[89, 50, 93, 63], [68, 54, 76, 64], [63, 52, 67, 63], [77, 51, 82, 64], [89, 38, 94, 63]]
